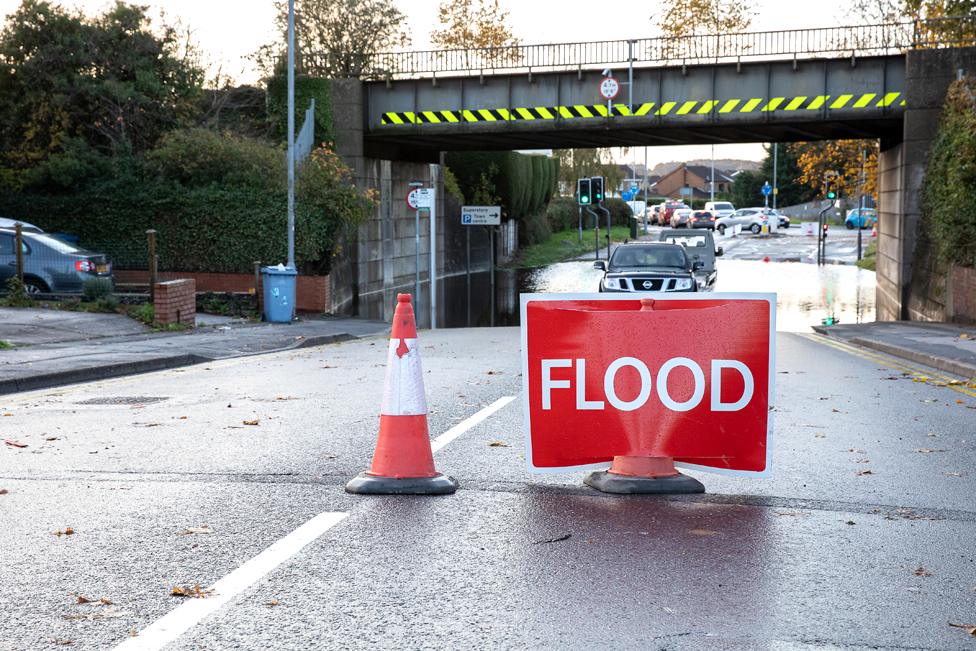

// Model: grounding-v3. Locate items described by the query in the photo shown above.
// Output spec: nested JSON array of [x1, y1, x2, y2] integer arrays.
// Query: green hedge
[[266, 74, 336, 146], [922, 77, 976, 268], [546, 196, 578, 232], [446, 151, 558, 222]]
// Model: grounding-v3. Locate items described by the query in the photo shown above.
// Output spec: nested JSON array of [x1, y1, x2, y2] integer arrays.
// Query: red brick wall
[[154, 279, 196, 326], [950, 265, 976, 324], [115, 270, 331, 313]]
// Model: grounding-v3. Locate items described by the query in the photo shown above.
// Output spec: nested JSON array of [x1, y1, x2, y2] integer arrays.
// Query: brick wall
[[115, 270, 331, 313], [154, 279, 196, 326], [949, 265, 976, 324]]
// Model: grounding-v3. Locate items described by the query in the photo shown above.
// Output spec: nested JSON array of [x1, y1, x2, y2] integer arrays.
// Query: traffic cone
[[345, 294, 458, 495], [871, 226, 877, 238], [584, 298, 704, 495]]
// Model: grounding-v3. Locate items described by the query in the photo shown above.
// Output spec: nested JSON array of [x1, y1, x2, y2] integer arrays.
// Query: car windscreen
[[610, 246, 688, 269]]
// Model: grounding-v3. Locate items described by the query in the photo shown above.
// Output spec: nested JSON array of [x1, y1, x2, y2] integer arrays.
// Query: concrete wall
[[876, 47, 976, 322]]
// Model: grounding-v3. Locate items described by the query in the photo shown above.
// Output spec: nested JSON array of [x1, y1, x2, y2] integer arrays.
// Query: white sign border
[[519, 291, 777, 478]]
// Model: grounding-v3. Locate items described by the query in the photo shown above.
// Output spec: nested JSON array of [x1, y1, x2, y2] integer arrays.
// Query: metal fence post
[[146, 229, 158, 302], [14, 223, 23, 284]]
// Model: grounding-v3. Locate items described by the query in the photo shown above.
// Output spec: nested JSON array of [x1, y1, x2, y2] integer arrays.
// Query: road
[[1, 327, 974, 649]]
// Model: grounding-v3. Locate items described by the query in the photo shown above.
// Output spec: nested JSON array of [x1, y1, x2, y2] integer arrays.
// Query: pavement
[[0, 307, 388, 395], [0, 327, 974, 649], [815, 320, 976, 379]]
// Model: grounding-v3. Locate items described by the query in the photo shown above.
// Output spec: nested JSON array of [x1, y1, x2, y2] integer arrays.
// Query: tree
[[0, 0, 203, 174], [793, 140, 879, 201], [554, 149, 626, 196], [654, 0, 754, 51], [430, 0, 521, 66], [259, 0, 410, 79]]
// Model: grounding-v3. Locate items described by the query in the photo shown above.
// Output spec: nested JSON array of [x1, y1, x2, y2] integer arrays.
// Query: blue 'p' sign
[[462, 214, 472, 224]]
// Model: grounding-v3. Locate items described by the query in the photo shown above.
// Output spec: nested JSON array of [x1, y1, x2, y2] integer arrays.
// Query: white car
[[704, 201, 735, 219], [716, 207, 777, 235]]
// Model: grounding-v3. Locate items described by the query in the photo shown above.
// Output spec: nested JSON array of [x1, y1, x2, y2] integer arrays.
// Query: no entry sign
[[520, 293, 775, 476]]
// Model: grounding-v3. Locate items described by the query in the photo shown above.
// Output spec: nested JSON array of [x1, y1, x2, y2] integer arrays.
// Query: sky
[[0, 0, 861, 165]]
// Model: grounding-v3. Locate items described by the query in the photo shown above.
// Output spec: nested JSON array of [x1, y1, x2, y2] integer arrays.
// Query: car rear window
[[693, 211, 711, 217], [712, 202, 733, 210]]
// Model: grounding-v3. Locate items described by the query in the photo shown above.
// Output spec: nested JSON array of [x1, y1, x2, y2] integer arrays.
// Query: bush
[[522, 211, 552, 246], [2, 277, 33, 307], [546, 196, 578, 232], [266, 74, 335, 146], [130, 303, 155, 325], [83, 277, 114, 301], [94, 295, 120, 313], [446, 152, 558, 222], [922, 77, 976, 268], [603, 198, 634, 226]]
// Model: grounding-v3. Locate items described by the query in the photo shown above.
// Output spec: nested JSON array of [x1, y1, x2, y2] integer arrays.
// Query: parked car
[[594, 242, 700, 293], [0, 217, 43, 233], [703, 201, 735, 219], [657, 228, 723, 289], [659, 201, 689, 225], [688, 210, 717, 230], [716, 207, 776, 235], [670, 208, 693, 228], [0, 229, 113, 294], [846, 208, 877, 229]]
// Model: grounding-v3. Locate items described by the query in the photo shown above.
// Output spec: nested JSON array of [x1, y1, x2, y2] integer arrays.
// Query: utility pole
[[643, 146, 649, 233], [858, 148, 866, 261], [772, 143, 778, 210], [286, 0, 296, 269], [710, 144, 715, 203]]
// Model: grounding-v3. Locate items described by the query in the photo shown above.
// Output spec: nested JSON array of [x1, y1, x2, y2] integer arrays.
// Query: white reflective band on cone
[[381, 338, 428, 416]]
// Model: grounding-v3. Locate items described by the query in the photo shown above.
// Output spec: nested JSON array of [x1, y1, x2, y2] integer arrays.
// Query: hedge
[[921, 77, 976, 268], [446, 151, 558, 222], [266, 74, 336, 147]]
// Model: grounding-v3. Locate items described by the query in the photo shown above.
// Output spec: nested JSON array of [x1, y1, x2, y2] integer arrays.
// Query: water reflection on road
[[449, 259, 875, 333]]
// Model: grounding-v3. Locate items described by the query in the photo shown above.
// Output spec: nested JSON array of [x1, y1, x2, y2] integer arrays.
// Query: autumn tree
[[258, 0, 410, 79], [654, 0, 754, 58], [430, 0, 521, 67], [793, 140, 879, 202], [555, 149, 627, 197]]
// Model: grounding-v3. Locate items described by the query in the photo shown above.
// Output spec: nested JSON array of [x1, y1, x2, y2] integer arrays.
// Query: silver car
[[0, 229, 113, 294]]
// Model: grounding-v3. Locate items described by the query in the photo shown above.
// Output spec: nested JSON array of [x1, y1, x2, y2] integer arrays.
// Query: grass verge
[[505, 226, 634, 269], [857, 240, 877, 271], [0, 340, 12, 349]]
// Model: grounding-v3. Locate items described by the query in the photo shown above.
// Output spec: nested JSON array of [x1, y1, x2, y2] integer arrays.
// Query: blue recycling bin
[[261, 266, 297, 323]]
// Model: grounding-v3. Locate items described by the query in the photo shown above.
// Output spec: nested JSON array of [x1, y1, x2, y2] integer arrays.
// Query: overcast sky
[[0, 0, 862, 165]]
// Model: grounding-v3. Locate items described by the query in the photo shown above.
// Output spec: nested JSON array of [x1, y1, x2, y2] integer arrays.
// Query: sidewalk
[[814, 320, 976, 378], [0, 309, 388, 395]]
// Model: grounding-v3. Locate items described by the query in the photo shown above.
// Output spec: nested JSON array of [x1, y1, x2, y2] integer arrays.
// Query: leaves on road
[[488, 440, 509, 447], [913, 376, 929, 383], [688, 529, 718, 536], [532, 534, 571, 545], [856, 469, 874, 476], [945, 471, 965, 477], [949, 622, 976, 636], [75, 595, 92, 604], [242, 419, 260, 426], [845, 520, 856, 525], [178, 525, 214, 535], [54, 527, 75, 537], [0, 489, 7, 496], [4, 439, 27, 448], [171, 584, 213, 598], [913, 566, 932, 577], [914, 448, 947, 454], [266, 599, 280, 607]]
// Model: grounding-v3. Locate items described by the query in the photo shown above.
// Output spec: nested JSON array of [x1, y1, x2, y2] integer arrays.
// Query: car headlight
[[604, 278, 620, 290], [674, 278, 693, 290]]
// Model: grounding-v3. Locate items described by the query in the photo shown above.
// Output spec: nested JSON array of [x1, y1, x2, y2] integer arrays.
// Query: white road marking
[[431, 395, 517, 453], [114, 396, 515, 649], [113, 512, 348, 651]]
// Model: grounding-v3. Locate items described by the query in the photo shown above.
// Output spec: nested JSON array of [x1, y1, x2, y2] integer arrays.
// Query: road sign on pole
[[599, 77, 620, 100], [520, 293, 775, 475], [461, 206, 501, 226]]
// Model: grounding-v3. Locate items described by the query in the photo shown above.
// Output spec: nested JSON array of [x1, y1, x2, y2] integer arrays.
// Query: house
[[654, 164, 735, 200]]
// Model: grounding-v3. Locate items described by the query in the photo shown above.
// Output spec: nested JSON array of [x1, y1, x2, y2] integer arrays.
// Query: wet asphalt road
[[1, 328, 975, 650]]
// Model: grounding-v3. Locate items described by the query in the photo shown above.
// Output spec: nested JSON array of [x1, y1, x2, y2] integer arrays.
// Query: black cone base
[[345, 472, 458, 495], [584, 470, 705, 494]]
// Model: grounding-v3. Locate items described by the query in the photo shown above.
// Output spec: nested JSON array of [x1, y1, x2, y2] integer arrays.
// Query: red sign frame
[[520, 293, 776, 477]]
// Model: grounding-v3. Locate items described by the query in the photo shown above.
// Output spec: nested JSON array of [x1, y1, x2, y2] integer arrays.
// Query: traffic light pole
[[598, 205, 612, 254], [817, 204, 832, 266], [585, 207, 601, 260]]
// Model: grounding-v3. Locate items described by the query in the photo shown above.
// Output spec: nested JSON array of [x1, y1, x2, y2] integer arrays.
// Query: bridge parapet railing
[[311, 16, 976, 80]]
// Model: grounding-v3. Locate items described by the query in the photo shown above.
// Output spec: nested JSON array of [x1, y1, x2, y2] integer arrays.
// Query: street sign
[[679, 186, 692, 196], [621, 191, 634, 201], [461, 205, 501, 226], [407, 188, 435, 210], [761, 182, 772, 197], [520, 293, 775, 475], [599, 77, 620, 100], [630, 183, 639, 193]]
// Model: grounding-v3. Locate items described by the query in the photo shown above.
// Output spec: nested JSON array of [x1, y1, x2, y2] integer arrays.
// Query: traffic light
[[577, 178, 592, 206], [590, 176, 605, 203], [823, 173, 838, 201]]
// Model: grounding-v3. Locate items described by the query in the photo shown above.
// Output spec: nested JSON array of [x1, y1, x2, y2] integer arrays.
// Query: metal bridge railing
[[305, 16, 976, 80]]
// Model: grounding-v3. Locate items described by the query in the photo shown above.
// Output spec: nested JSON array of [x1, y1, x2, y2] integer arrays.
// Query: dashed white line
[[431, 395, 517, 453], [113, 512, 348, 651]]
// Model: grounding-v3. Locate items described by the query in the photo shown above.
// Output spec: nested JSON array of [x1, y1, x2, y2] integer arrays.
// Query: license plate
[[96, 264, 109, 274]]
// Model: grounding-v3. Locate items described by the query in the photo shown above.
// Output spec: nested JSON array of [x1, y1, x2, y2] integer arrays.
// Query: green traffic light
[[827, 191, 836, 199], [581, 197, 589, 204]]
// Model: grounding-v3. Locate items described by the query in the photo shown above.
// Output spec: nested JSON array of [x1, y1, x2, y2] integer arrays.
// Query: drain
[[76, 396, 170, 405]]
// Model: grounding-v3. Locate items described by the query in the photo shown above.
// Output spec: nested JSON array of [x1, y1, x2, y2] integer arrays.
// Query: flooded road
[[442, 259, 875, 333]]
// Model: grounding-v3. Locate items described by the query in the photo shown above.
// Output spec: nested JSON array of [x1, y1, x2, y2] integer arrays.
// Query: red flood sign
[[520, 293, 776, 476]]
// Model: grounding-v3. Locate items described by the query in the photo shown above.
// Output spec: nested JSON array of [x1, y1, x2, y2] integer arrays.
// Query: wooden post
[[253, 261, 262, 310], [146, 229, 158, 302], [14, 223, 23, 284]]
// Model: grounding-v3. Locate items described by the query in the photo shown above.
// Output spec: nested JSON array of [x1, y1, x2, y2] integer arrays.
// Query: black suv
[[594, 242, 700, 293]]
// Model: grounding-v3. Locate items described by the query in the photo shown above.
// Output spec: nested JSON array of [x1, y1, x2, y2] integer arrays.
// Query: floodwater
[[441, 259, 876, 333]]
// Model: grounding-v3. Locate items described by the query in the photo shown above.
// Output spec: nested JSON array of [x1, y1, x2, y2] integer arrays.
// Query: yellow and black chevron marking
[[380, 91, 906, 126]]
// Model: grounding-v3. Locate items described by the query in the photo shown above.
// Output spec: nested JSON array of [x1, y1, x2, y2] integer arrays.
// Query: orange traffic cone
[[584, 298, 704, 495], [345, 294, 458, 495], [871, 226, 877, 238]]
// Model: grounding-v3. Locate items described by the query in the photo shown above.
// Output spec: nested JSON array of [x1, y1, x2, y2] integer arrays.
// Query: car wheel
[[717, 224, 726, 235], [846, 221, 855, 230], [750, 223, 761, 234], [23, 278, 49, 295]]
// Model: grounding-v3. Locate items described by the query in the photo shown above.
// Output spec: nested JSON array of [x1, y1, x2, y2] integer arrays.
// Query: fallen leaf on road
[[266, 599, 280, 607], [857, 469, 874, 476], [831, 408, 844, 413], [51, 639, 73, 646], [847, 448, 866, 453], [914, 448, 946, 453], [488, 440, 509, 447], [532, 534, 571, 545], [0, 489, 7, 495], [945, 472, 965, 477], [242, 419, 259, 426], [958, 333, 972, 340], [45, 436, 58, 441], [688, 529, 718, 536], [486, 370, 502, 375], [818, 396, 830, 400], [913, 376, 929, 383], [957, 400, 966, 405], [913, 566, 932, 577], [75, 595, 92, 604], [54, 527, 75, 537], [815, 433, 826, 438], [178, 525, 214, 535], [4, 439, 27, 448], [178, 416, 187, 420], [274, 396, 297, 401], [2, 413, 12, 417], [927, 432, 940, 437], [846, 520, 856, 525], [946, 379, 965, 386], [171, 584, 213, 599], [948, 622, 976, 636], [99, 598, 112, 605]]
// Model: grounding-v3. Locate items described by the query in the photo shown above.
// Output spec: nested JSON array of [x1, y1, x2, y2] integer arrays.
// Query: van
[[704, 201, 735, 219]]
